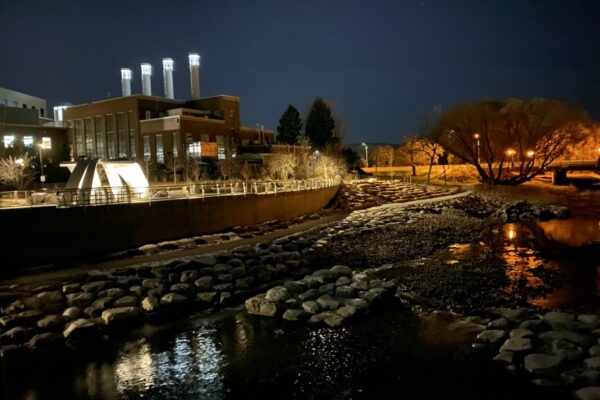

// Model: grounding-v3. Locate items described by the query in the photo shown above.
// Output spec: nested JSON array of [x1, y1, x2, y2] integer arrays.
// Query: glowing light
[[120, 68, 132, 80], [188, 53, 200, 67], [505, 224, 517, 240], [3, 135, 15, 148], [141, 63, 152, 76], [505, 149, 516, 156], [15, 158, 24, 166], [473, 133, 480, 140], [23, 136, 33, 148], [526, 150, 535, 158], [41, 137, 52, 149], [162, 58, 174, 71]]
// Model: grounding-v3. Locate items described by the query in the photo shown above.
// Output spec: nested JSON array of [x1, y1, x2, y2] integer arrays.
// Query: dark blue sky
[[1, 0, 598, 143]]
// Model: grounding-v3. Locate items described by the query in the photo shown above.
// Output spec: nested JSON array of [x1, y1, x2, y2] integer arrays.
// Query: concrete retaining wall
[[1, 186, 339, 269]]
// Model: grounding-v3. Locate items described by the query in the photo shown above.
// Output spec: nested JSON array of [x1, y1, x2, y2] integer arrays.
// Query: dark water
[[2, 307, 557, 400]]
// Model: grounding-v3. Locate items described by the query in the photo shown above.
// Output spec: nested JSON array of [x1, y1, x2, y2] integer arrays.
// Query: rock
[[142, 278, 163, 290], [101, 307, 143, 326], [585, 357, 600, 371], [62, 284, 81, 295], [335, 276, 351, 286], [67, 292, 94, 308], [235, 277, 254, 289], [0, 326, 31, 344], [0, 310, 43, 329], [539, 330, 592, 347], [590, 345, 600, 357], [493, 352, 515, 364], [36, 291, 64, 305], [129, 286, 143, 297], [282, 309, 306, 321], [160, 293, 188, 306], [316, 294, 340, 311], [510, 328, 534, 339], [113, 295, 140, 308], [170, 283, 194, 296], [323, 313, 345, 328], [319, 283, 335, 294], [141, 296, 160, 312], [180, 270, 198, 283], [63, 318, 98, 341], [81, 281, 107, 294], [219, 292, 232, 305], [335, 305, 357, 319], [553, 339, 583, 361], [37, 315, 64, 330], [97, 288, 125, 299], [499, 338, 532, 353], [299, 289, 320, 301], [345, 298, 369, 310], [62, 307, 82, 321], [214, 264, 232, 274], [524, 353, 562, 375], [217, 273, 233, 283], [488, 317, 512, 330], [580, 315, 600, 329], [330, 265, 352, 278], [27, 332, 65, 352], [92, 296, 114, 310], [194, 276, 214, 291], [302, 301, 321, 314], [213, 283, 234, 292], [531, 378, 559, 387], [477, 330, 507, 345], [574, 387, 600, 400], [543, 311, 576, 329], [519, 319, 547, 333], [265, 286, 291, 302], [197, 292, 218, 304], [230, 266, 246, 279], [147, 287, 165, 298], [335, 285, 357, 298]]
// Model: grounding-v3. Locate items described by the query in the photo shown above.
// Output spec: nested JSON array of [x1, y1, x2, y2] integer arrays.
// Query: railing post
[[201, 185, 205, 199]]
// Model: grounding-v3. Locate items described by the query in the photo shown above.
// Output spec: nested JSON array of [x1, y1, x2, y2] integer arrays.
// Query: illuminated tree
[[0, 153, 35, 189], [265, 153, 296, 180], [432, 98, 589, 185], [396, 135, 429, 176], [372, 145, 394, 167], [276, 105, 303, 145]]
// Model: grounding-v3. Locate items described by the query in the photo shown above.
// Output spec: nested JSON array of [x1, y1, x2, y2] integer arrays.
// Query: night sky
[[1, 0, 599, 144]]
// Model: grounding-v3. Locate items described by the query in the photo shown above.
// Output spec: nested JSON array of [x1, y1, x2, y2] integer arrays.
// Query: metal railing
[[0, 177, 341, 209]]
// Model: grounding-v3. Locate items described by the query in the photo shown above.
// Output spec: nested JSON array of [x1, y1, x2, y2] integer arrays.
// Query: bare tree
[[0, 153, 35, 189], [265, 153, 296, 180], [315, 154, 346, 179], [396, 135, 429, 176], [433, 98, 589, 185], [372, 145, 394, 167]]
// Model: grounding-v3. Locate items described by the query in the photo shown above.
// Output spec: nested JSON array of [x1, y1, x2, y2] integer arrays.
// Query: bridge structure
[[546, 159, 600, 185]]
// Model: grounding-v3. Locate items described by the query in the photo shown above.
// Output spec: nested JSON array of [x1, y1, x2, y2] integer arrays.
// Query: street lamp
[[38, 143, 45, 188], [361, 142, 368, 168], [505, 148, 516, 170]]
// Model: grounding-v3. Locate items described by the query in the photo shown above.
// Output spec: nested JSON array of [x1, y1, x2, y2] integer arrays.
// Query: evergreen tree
[[276, 105, 303, 145], [304, 97, 336, 149]]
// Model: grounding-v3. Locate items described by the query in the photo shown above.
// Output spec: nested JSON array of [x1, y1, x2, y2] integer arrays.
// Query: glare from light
[[162, 58, 174, 71], [188, 53, 200, 67], [526, 150, 535, 158], [141, 63, 152, 76], [121, 68, 132, 80]]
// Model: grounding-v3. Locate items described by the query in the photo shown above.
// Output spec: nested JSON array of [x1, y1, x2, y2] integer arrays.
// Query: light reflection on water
[[109, 326, 225, 399], [537, 217, 600, 247]]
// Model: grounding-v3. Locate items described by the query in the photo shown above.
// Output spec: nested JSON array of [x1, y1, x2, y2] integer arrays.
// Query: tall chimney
[[162, 58, 175, 99], [120, 68, 132, 97], [188, 53, 201, 99], [141, 63, 152, 96]]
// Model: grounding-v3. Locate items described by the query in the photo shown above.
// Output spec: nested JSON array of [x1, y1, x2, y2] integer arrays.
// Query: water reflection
[[109, 326, 225, 399], [501, 223, 547, 294], [537, 217, 600, 247]]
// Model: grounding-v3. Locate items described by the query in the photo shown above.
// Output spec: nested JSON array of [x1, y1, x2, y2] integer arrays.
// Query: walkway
[[1, 187, 473, 287]]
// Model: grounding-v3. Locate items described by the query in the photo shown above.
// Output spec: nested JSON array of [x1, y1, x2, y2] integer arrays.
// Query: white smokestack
[[162, 58, 175, 99], [141, 63, 152, 96], [121, 68, 132, 97], [188, 53, 201, 99]]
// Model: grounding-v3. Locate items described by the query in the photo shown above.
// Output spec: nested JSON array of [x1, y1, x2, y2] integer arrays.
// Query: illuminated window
[[106, 114, 116, 160], [85, 118, 94, 155], [156, 134, 164, 164], [172, 132, 178, 158], [117, 112, 128, 159], [95, 116, 105, 158], [143, 136, 151, 158], [42, 137, 52, 149], [74, 120, 84, 156], [3, 135, 15, 148], [23, 136, 34, 148], [188, 142, 201, 158]]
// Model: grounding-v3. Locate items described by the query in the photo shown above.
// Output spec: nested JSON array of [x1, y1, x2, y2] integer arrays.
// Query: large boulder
[[524, 353, 562, 376], [37, 315, 64, 331], [27, 332, 65, 352], [63, 318, 99, 341], [265, 286, 291, 302], [101, 307, 143, 326]]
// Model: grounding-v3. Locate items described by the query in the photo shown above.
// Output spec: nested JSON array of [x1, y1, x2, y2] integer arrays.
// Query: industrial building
[[62, 53, 274, 175], [0, 87, 48, 118]]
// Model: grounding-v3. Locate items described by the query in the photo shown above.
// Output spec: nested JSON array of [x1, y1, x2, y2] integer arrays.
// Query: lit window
[[3, 135, 15, 148], [41, 137, 52, 149], [188, 142, 201, 158], [23, 136, 34, 148]]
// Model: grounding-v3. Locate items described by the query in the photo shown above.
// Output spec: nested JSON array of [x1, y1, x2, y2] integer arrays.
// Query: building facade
[[63, 94, 274, 167], [0, 87, 48, 118]]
